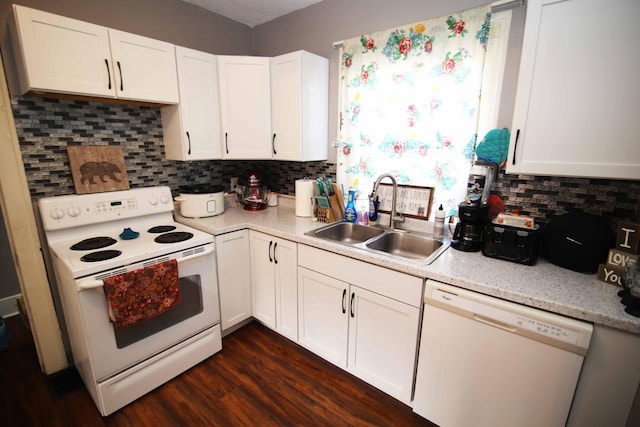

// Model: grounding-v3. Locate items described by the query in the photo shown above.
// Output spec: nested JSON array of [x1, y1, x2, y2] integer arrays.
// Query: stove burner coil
[[148, 225, 177, 234], [154, 232, 194, 244], [80, 250, 122, 262], [71, 237, 117, 251]]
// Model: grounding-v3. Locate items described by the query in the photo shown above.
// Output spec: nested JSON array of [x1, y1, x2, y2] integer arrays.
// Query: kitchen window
[[336, 4, 512, 218]]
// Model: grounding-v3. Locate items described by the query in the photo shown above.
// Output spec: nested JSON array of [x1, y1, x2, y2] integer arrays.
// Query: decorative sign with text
[[376, 184, 434, 220], [597, 221, 640, 288]]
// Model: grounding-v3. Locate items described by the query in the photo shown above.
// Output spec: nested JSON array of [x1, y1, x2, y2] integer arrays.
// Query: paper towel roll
[[295, 179, 314, 217]]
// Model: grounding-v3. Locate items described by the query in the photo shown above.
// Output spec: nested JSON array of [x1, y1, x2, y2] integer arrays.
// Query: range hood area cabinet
[[161, 47, 222, 160], [8, 5, 179, 104], [217, 55, 273, 159], [270, 51, 329, 161], [507, 0, 640, 180]]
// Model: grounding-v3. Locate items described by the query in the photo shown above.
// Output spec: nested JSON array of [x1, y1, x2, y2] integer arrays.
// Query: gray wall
[[0, 0, 252, 55], [0, 205, 20, 299], [253, 0, 526, 162]]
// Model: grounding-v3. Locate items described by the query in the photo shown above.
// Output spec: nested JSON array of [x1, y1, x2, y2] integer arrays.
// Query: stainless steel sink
[[305, 221, 449, 264], [307, 221, 385, 243], [365, 232, 445, 260]]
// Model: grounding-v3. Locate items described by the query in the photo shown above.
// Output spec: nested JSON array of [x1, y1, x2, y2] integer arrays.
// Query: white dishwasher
[[413, 280, 593, 427]]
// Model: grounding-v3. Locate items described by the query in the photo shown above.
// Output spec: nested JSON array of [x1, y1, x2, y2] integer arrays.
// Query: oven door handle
[[177, 246, 214, 264], [78, 280, 106, 290], [77, 246, 215, 291]]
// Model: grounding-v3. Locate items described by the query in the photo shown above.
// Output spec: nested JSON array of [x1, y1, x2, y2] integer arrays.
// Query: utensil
[[326, 178, 334, 195], [316, 178, 331, 209]]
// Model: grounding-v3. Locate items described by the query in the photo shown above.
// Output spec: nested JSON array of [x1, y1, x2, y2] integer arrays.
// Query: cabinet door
[[274, 238, 298, 341], [108, 29, 179, 104], [217, 56, 272, 159], [507, 0, 640, 180], [12, 5, 114, 97], [271, 51, 328, 161], [161, 47, 222, 160], [215, 230, 252, 331], [249, 231, 276, 329], [297, 267, 348, 367], [348, 286, 419, 404]]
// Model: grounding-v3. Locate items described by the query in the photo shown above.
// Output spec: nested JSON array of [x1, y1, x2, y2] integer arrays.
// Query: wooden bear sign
[[67, 146, 130, 194]]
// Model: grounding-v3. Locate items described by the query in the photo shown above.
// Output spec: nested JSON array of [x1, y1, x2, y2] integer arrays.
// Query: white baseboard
[[0, 293, 20, 318]]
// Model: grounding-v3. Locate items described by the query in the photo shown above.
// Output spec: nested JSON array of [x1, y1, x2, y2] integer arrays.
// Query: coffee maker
[[452, 202, 488, 252], [452, 161, 496, 251]]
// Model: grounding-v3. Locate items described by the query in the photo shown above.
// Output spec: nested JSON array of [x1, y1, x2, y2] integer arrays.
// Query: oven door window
[[113, 274, 203, 348]]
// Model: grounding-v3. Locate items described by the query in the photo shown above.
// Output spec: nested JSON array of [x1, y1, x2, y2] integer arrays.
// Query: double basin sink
[[304, 221, 449, 265]]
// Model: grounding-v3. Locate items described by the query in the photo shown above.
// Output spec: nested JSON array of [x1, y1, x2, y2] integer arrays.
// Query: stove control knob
[[50, 208, 65, 220], [149, 196, 159, 206], [67, 206, 81, 217], [160, 195, 171, 204]]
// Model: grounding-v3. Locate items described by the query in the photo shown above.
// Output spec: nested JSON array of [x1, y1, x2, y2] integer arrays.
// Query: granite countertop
[[175, 196, 640, 335]]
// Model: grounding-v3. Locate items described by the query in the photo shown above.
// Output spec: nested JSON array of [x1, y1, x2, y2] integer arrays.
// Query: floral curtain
[[337, 5, 492, 218]]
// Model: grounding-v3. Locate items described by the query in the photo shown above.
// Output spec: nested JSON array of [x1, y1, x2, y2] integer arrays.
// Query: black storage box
[[482, 223, 542, 265], [541, 213, 614, 273]]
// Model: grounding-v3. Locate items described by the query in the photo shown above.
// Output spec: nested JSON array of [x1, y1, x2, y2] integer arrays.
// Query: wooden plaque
[[617, 222, 640, 254], [67, 146, 129, 194]]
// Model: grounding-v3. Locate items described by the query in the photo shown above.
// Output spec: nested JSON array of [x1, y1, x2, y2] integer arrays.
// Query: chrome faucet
[[371, 173, 405, 229]]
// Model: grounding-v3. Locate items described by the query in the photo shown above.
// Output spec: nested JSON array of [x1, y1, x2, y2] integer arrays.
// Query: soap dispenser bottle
[[368, 194, 378, 226], [434, 204, 445, 238], [344, 190, 357, 223]]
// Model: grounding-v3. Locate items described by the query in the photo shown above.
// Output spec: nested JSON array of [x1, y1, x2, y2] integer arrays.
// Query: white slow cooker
[[175, 185, 225, 218]]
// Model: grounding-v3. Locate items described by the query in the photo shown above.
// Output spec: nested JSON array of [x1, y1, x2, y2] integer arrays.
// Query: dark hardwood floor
[[0, 315, 435, 426]]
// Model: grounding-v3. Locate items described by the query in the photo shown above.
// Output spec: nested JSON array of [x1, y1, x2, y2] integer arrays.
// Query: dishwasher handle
[[473, 314, 517, 333]]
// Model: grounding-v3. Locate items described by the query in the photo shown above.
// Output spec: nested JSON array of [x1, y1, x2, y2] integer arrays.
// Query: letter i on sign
[[617, 222, 640, 254]]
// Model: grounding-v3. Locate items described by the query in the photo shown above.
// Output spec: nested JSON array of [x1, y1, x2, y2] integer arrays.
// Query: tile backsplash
[[11, 96, 332, 198], [11, 96, 639, 225]]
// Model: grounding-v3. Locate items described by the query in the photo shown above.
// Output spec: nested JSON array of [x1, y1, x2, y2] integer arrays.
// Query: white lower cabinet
[[297, 267, 349, 365], [348, 285, 420, 402], [250, 231, 298, 341], [297, 245, 422, 404], [215, 230, 252, 332]]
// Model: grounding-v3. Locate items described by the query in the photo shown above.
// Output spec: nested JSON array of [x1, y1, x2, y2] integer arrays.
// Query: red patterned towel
[[103, 259, 181, 327]]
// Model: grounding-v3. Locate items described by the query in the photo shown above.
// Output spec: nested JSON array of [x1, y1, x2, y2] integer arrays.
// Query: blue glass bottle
[[344, 190, 357, 223]]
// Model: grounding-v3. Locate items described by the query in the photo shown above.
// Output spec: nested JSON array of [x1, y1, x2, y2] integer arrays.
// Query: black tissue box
[[482, 222, 542, 265]]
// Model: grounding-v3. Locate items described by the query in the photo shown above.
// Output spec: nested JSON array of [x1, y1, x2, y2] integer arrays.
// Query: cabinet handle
[[225, 132, 229, 154], [186, 131, 191, 155], [512, 129, 520, 165], [117, 61, 123, 91], [272, 133, 277, 155], [350, 292, 355, 318], [342, 289, 347, 314], [268, 240, 273, 262], [104, 59, 111, 89], [273, 242, 278, 264]]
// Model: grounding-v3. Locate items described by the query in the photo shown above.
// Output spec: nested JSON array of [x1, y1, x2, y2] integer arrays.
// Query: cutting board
[[67, 146, 130, 194]]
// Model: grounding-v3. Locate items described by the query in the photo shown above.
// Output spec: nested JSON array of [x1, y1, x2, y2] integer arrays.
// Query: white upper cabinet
[[271, 51, 328, 161], [217, 56, 272, 159], [107, 29, 179, 104], [10, 5, 178, 104], [11, 5, 114, 97], [161, 47, 222, 160], [507, 0, 640, 180]]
